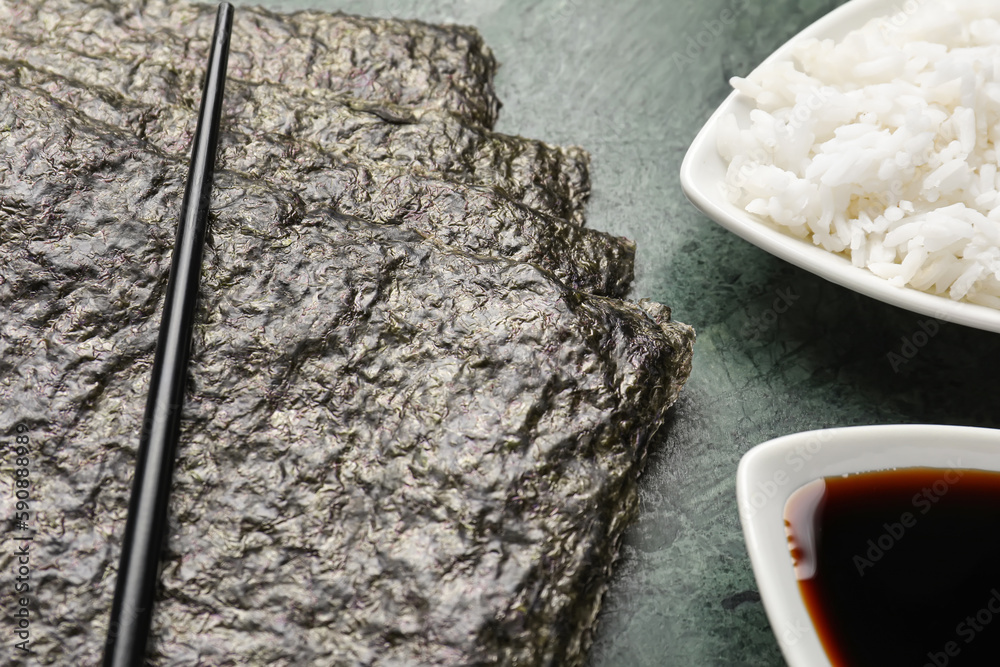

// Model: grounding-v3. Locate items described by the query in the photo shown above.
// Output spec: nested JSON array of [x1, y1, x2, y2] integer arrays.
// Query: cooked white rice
[[719, 0, 1000, 308]]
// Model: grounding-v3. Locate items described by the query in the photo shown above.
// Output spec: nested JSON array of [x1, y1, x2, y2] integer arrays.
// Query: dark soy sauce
[[784, 468, 1000, 666]]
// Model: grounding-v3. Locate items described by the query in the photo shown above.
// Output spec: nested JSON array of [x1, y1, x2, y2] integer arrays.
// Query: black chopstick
[[102, 4, 233, 665]]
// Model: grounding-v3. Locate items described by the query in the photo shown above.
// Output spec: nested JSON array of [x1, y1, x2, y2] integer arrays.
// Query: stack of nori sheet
[[0, 1, 694, 665]]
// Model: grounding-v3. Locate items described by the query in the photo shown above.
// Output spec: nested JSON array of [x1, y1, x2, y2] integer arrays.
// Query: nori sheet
[[0, 2, 695, 665], [0, 59, 627, 297], [0, 41, 590, 225], [0, 0, 501, 128]]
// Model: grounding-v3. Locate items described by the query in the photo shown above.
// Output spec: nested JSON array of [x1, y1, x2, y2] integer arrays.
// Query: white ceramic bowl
[[736, 424, 1000, 667], [680, 0, 1000, 334]]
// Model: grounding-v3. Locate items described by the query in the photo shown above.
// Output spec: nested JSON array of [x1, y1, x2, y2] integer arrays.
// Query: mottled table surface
[[245, 0, 1000, 664]]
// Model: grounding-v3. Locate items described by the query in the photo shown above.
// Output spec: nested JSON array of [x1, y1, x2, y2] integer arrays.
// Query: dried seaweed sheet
[[0, 40, 589, 224], [0, 2, 695, 665], [0, 59, 627, 297], [0, 0, 501, 128], [0, 78, 692, 665]]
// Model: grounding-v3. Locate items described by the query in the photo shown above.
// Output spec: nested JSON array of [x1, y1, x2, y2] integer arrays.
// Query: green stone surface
[[242, 0, 1000, 664]]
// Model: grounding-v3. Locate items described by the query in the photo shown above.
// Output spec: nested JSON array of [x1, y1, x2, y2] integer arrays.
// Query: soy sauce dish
[[737, 425, 1000, 667]]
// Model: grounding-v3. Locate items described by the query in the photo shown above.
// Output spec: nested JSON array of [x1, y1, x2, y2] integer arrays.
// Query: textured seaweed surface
[[0, 59, 627, 297], [0, 2, 693, 665], [0, 0, 501, 127], [0, 41, 590, 224]]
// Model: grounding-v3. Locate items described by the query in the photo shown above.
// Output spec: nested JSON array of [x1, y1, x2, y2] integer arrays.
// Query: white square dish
[[679, 0, 1000, 334], [736, 424, 1000, 667]]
